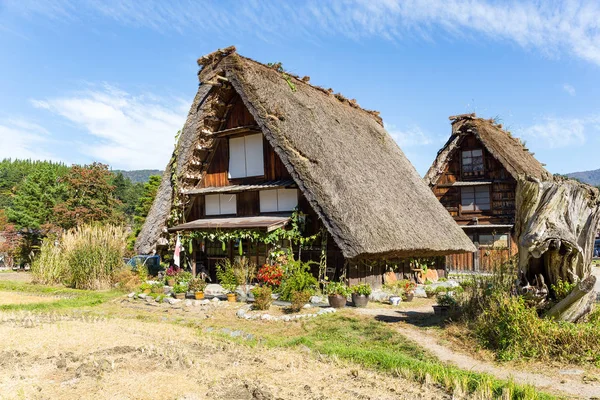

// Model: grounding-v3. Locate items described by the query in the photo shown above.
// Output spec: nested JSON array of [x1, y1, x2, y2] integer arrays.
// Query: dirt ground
[[0, 291, 60, 305], [0, 308, 449, 400], [0, 271, 33, 283]]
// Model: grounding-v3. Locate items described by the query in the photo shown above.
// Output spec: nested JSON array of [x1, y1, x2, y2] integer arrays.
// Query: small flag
[[174, 235, 181, 267]]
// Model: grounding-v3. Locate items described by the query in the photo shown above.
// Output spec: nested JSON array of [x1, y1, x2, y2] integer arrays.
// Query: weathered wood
[[515, 176, 600, 321], [546, 275, 596, 322]]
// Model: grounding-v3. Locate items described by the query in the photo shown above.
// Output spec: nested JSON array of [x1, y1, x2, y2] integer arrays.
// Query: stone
[[162, 297, 172, 304], [230, 330, 242, 338], [369, 290, 390, 302], [199, 299, 210, 305], [414, 286, 427, 298], [260, 314, 272, 321], [137, 293, 147, 299], [211, 297, 220, 303], [204, 284, 226, 296], [302, 303, 311, 309], [127, 292, 135, 298], [145, 297, 154, 303], [184, 300, 193, 307], [310, 296, 328, 304], [236, 308, 247, 318]]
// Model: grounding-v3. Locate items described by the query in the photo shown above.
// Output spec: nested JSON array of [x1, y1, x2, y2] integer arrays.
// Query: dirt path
[[355, 306, 600, 399]]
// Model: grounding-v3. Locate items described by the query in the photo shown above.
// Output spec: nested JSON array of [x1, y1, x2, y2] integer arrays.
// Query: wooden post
[[191, 245, 197, 277], [473, 243, 480, 272]]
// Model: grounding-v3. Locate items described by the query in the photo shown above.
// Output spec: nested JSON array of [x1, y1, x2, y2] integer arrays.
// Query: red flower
[[257, 264, 284, 287]]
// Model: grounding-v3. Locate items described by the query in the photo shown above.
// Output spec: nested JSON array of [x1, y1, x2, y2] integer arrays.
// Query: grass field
[[0, 276, 558, 400]]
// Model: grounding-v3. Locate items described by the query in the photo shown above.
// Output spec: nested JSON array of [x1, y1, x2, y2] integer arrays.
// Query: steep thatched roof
[[425, 113, 552, 186], [137, 46, 476, 258]]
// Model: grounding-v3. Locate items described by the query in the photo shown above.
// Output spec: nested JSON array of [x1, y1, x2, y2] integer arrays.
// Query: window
[[461, 186, 490, 211], [475, 233, 509, 248], [205, 194, 237, 215], [229, 134, 264, 178], [259, 189, 298, 212], [462, 149, 484, 176]]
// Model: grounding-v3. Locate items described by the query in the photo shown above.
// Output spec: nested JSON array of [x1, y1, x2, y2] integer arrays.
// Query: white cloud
[[563, 84, 576, 96], [32, 84, 188, 170], [0, 119, 58, 161], [520, 116, 587, 148], [387, 124, 434, 147], [7, 0, 600, 66]]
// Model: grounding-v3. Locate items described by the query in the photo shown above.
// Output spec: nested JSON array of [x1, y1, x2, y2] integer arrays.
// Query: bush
[[188, 277, 207, 293], [350, 283, 372, 296], [32, 224, 127, 290], [278, 259, 317, 301], [256, 263, 284, 288], [114, 268, 141, 292], [252, 286, 273, 310], [324, 281, 350, 296], [216, 259, 238, 293], [290, 290, 312, 312], [172, 283, 188, 294]]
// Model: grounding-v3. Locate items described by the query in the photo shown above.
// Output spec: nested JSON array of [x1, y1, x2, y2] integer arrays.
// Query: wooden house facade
[[425, 114, 551, 271], [136, 47, 475, 287]]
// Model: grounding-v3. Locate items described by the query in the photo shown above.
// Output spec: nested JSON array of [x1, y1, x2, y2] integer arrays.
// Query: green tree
[[111, 172, 144, 220], [128, 174, 161, 250], [52, 163, 125, 229], [6, 164, 67, 230]]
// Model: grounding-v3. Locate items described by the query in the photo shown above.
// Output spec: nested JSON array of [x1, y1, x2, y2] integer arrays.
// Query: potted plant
[[325, 281, 350, 308], [398, 279, 416, 302], [216, 260, 239, 302], [433, 292, 457, 317], [172, 283, 188, 300], [165, 265, 181, 287], [188, 277, 207, 300], [350, 283, 371, 308]]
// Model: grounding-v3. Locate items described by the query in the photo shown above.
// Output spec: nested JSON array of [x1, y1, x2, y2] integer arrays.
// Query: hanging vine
[[318, 227, 328, 283]]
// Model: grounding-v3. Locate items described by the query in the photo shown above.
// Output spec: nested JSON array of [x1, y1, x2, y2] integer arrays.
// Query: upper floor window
[[229, 134, 264, 178], [461, 186, 490, 212], [205, 194, 237, 215], [462, 149, 484, 177], [259, 189, 298, 212]]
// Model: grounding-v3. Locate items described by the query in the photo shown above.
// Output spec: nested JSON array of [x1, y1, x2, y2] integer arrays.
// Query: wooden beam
[[211, 125, 261, 138]]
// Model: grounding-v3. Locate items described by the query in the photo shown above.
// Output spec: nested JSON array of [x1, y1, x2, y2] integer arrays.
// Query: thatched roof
[[425, 113, 552, 186], [137, 46, 476, 258]]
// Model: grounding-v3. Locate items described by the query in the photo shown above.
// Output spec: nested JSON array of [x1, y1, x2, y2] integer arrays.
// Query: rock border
[[235, 305, 336, 322]]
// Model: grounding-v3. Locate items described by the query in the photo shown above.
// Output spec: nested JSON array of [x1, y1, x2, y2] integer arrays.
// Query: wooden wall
[[431, 133, 517, 226]]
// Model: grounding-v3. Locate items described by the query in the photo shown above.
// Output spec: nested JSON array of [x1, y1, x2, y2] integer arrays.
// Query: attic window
[[461, 186, 490, 212], [205, 194, 237, 215], [462, 149, 484, 177], [229, 134, 264, 178]]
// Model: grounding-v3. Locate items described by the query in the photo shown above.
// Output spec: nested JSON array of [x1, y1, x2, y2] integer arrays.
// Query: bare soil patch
[[0, 291, 61, 306], [0, 310, 449, 400], [0, 271, 33, 283]]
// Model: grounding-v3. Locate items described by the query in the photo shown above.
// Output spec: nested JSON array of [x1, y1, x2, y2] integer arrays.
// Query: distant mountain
[[113, 170, 163, 183], [566, 169, 600, 187]]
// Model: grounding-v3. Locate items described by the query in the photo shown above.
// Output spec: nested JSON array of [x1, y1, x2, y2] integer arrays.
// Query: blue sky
[[1, 1, 599, 175]]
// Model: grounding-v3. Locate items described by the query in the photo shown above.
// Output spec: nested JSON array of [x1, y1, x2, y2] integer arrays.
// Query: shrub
[[114, 268, 141, 292], [290, 290, 312, 312], [188, 277, 207, 293], [257, 263, 284, 287], [324, 281, 351, 296], [350, 283, 371, 296], [31, 224, 127, 290], [278, 259, 317, 301], [252, 286, 273, 310], [550, 278, 576, 301], [397, 279, 416, 294], [216, 259, 238, 293], [172, 283, 188, 294]]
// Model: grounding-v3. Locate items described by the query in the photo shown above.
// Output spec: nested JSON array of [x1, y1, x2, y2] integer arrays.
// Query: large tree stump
[[515, 176, 600, 321]]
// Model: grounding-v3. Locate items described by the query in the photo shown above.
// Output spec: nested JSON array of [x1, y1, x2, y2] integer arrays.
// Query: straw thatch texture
[[205, 51, 475, 259], [137, 47, 476, 258], [134, 84, 212, 254], [425, 114, 551, 186]]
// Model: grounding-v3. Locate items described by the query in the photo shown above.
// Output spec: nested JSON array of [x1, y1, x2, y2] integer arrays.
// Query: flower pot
[[166, 278, 175, 287], [432, 305, 450, 317], [227, 293, 237, 303], [174, 292, 185, 300], [194, 291, 204, 300], [389, 296, 402, 306], [328, 294, 347, 308], [351, 293, 369, 308], [403, 293, 414, 302]]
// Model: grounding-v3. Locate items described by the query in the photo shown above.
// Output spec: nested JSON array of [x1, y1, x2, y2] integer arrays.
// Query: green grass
[[207, 314, 556, 400], [0, 280, 122, 311]]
